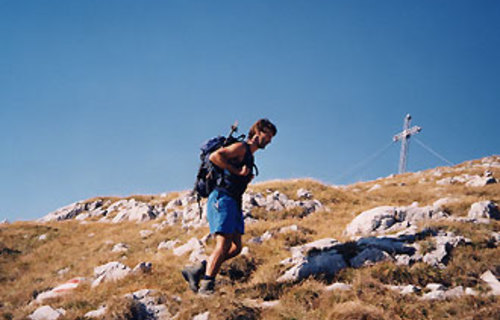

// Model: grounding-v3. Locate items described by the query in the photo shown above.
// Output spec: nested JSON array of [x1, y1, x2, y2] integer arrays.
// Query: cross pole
[[393, 114, 422, 174]]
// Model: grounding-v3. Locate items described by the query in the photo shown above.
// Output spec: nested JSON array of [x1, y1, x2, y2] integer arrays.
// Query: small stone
[[324, 282, 352, 291], [84, 306, 107, 318], [158, 240, 180, 250], [132, 262, 152, 274], [112, 243, 129, 253], [192, 311, 210, 320], [140, 230, 154, 238], [297, 188, 312, 199]]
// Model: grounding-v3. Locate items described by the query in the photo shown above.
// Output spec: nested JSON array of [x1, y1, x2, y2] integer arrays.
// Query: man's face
[[256, 129, 274, 149]]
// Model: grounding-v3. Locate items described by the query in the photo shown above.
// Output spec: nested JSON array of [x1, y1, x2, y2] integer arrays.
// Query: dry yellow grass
[[1, 157, 500, 319]]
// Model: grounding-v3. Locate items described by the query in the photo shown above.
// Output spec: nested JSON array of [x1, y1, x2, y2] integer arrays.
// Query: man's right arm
[[209, 143, 249, 176]]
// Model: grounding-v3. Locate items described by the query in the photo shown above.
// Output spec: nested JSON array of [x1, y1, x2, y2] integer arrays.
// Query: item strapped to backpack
[[192, 121, 258, 218]]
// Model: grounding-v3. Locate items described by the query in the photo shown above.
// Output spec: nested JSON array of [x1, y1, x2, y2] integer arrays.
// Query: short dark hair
[[248, 118, 277, 139]]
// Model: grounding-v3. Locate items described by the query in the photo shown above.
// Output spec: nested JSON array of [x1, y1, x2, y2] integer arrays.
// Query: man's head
[[248, 118, 277, 149]]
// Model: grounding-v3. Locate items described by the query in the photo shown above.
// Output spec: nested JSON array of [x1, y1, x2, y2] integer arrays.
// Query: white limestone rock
[[132, 262, 152, 274], [465, 175, 497, 187], [345, 205, 448, 237], [112, 243, 129, 253], [278, 238, 347, 282], [387, 285, 420, 295], [297, 188, 313, 199], [124, 289, 173, 320], [84, 305, 107, 318], [367, 184, 382, 192], [278, 250, 347, 282], [344, 206, 398, 236], [426, 283, 445, 291], [109, 199, 157, 223], [480, 270, 500, 295], [349, 247, 393, 268], [140, 230, 154, 238], [28, 306, 66, 320], [468, 201, 500, 220], [38, 199, 105, 222], [92, 262, 131, 287], [35, 277, 86, 303], [173, 238, 204, 257], [324, 282, 352, 292], [193, 311, 210, 320], [158, 240, 180, 250]]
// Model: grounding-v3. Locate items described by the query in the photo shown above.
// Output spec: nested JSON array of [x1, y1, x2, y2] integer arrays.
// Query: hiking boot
[[181, 260, 206, 293], [198, 278, 215, 296]]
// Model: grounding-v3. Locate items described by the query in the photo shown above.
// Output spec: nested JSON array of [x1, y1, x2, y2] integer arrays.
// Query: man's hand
[[238, 165, 251, 176]]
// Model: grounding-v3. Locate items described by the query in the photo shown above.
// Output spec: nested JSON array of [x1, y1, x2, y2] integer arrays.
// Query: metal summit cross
[[393, 114, 422, 174]]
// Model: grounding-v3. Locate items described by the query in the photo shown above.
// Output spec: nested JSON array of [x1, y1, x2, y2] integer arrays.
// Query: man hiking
[[182, 118, 277, 295]]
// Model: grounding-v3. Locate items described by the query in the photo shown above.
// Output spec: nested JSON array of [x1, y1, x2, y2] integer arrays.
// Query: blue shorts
[[206, 189, 244, 235]]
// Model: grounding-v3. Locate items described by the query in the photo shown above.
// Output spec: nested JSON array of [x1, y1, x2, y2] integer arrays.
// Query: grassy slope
[[1, 157, 499, 319]]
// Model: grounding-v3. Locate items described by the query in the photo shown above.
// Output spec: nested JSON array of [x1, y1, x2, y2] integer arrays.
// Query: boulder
[[344, 206, 398, 236], [468, 201, 500, 220], [278, 250, 347, 282], [349, 247, 393, 268], [35, 277, 86, 303], [480, 270, 500, 295], [173, 238, 204, 257], [92, 262, 131, 287], [422, 233, 471, 268], [345, 205, 448, 237], [465, 175, 497, 187], [123, 289, 173, 320], [28, 306, 66, 320]]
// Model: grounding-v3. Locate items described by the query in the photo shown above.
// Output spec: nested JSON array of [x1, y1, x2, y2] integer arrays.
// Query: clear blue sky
[[1, 0, 499, 221]]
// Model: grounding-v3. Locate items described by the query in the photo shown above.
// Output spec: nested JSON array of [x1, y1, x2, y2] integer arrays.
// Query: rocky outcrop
[[436, 170, 497, 187], [243, 190, 323, 218], [468, 201, 500, 220], [344, 204, 448, 237], [38, 199, 107, 222], [278, 228, 470, 282], [105, 199, 158, 223]]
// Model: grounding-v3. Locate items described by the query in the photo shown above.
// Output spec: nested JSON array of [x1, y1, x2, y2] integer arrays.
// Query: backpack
[[192, 122, 247, 201]]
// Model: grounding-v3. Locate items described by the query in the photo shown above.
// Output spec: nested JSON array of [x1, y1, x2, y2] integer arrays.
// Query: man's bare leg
[[205, 233, 233, 277]]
